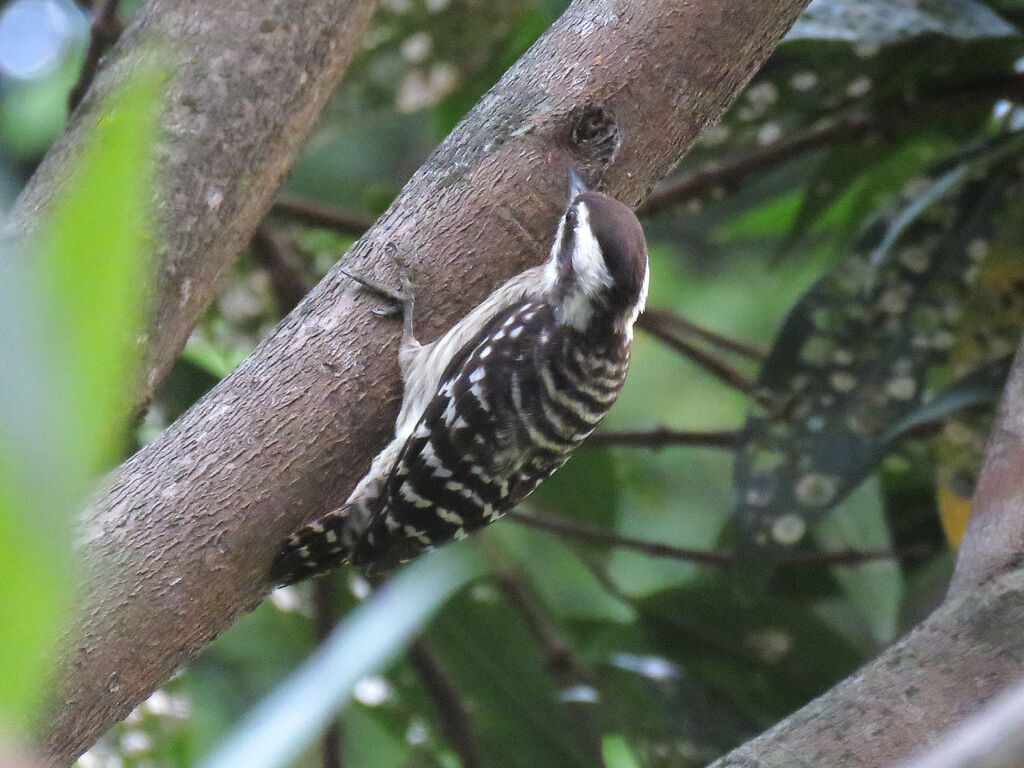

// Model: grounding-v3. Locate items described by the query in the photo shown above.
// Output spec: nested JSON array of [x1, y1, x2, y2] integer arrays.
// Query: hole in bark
[[569, 101, 620, 174]]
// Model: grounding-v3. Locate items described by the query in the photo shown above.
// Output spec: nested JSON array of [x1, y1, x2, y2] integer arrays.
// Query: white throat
[[543, 201, 614, 331]]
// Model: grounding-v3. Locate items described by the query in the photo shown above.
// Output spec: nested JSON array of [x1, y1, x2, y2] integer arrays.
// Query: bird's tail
[[269, 505, 359, 586]]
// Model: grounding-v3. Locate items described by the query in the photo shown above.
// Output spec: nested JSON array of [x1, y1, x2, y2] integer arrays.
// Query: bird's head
[[545, 170, 649, 333]]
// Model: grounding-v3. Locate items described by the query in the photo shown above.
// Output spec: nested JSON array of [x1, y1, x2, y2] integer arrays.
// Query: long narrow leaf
[[196, 546, 484, 768]]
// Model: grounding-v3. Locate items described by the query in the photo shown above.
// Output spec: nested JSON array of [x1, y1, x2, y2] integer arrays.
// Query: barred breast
[[351, 297, 631, 571]]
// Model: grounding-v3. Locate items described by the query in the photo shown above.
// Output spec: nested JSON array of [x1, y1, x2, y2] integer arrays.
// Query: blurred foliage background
[[3, 0, 1024, 766]]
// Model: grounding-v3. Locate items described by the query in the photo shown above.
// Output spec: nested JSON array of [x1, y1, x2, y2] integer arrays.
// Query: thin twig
[[272, 193, 375, 236], [510, 511, 934, 567], [250, 224, 314, 313], [643, 307, 768, 360], [637, 311, 762, 399], [313, 579, 343, 768], [68, 0, 124, 111], [495, 568, 589, 681], [493, 566, 605, 765], [639, 74, 1024, 218], [407, 639, 488, 768], [586, 426, 741, 449], [640, 116, 877, 216]]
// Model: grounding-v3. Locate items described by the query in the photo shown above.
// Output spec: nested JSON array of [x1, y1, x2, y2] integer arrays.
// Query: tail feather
[[270, 506, 357, 586]]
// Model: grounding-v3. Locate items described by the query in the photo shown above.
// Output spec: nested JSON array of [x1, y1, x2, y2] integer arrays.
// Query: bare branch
[[407, 639, 488, 768], [495, 567, 591, 682], [312, 579, 343, 768], [510, 511, 927, 567], [272, 194, 375, 236], [637, 310, 761, 398], [38, 1, 813, 763], [494, 566, 605, 764], [641, 115, 876, 216], [949, 342, 1024, 596], [640, 74, 1024, 218], [511, 511, 734, 565], [585, 426, 741, 449], [642, 307, 768, 360], [250, 225, 313, 314], [68, 0, 124, 112]]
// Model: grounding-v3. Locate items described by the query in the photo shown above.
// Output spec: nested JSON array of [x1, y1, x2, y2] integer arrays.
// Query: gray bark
[[949, 342, 1024, 597], [5, 0, 378, 414], [40, 0, 811, 764]]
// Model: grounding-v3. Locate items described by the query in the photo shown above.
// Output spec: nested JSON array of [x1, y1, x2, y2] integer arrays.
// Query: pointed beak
[[568, 168, 587, 201]]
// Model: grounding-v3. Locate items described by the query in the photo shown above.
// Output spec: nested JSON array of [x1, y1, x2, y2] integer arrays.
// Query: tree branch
[[639, 73, 1024, 217], [68, 0, 124, 111], [249, 225, 314, 314], [894, 677, 1024, 768], [312, 579, 343, 768], [948, 342, 1024, 597], [272, 193, 376, 236], [708, 567, 1024, 768], [7, 0, 378, 416], [510, 511, 930, 567], [641, 115, 876, 216], [494, 566, 605, 766], [641, 307, 768, 359], [407, 639, 487, 768], [637, 310, 761, 398], [585, 426, 741, 449], [39, 1, 811, 764]]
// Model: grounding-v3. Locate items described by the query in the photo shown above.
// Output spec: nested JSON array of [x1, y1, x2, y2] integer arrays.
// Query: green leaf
[[732, 137, 1024, 572], [532, 447, 620, 531], [195, 546, 484, 768], [814, 477, 901, 645], [602, 736, 644, 768], [0, 62, 162, 730]]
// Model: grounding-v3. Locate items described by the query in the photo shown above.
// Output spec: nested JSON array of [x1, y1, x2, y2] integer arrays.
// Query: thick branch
[[895, 677, 1024, 768], [710, 567, 1024, 768], [949, 342, 1024, 596], [43, 1, 810, 764], [7, 0, 378, 414]]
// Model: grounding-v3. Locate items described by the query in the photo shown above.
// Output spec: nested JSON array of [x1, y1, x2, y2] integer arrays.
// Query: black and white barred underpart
[[271, 176, 649, 583]]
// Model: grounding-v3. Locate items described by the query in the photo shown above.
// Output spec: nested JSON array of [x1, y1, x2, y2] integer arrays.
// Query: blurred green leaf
[[602, 736, 643, 768], [196, 546, 484, 768], [532, 448, 620, 531], [0, 62, 162, 730]]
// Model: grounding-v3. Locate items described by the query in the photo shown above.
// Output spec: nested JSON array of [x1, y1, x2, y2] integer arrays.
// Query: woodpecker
[[271, 171, 649, 583]]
